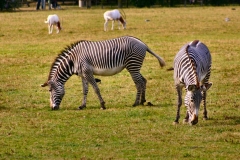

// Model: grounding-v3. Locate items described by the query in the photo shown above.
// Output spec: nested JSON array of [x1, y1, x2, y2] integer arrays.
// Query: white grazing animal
[[44, 14, 62, 34], [103, 9, 126, 31]]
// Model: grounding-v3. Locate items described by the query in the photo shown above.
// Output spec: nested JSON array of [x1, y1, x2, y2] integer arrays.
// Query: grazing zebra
[[41, 36, 165, 110], [170, 40, 212, 125]]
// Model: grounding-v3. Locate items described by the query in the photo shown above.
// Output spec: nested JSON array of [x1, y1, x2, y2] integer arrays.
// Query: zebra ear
[[41, 80, 54, 87], [201, 82, 212, 91], [41, 82, 48, 87], [187, 85, 197, 92], [48, 80, 55, 85]]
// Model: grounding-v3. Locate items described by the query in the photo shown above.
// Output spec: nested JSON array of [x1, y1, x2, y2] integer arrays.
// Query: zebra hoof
[[132, 103, 139, 107], [79, 105, 86, 110], [203, 117, 208, 121], [146, 102, 153, 106], [173, 121, 179, 125], [183, 119, 189, 124], [140, 100, 146, 105], [52, 106, 59, 110], [100, 102, 106, 110]]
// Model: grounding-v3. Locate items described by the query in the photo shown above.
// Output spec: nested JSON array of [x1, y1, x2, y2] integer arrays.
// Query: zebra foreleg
[[183, 112, 189, 124], [92, 83, 106, 110], [202, 82, 212, 120], [79, 78, 88, 110], [202, 91, 208, 120], [86, 75, 106, 110], [174, 85, 182, 125]]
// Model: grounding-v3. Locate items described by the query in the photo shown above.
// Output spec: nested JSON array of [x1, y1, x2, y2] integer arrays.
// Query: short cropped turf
[[0, 5, 239, 159]]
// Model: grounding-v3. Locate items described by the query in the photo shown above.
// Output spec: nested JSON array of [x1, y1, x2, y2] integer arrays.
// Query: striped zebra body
[[172, 40, 212, 125], [41, 36, 165, 110]]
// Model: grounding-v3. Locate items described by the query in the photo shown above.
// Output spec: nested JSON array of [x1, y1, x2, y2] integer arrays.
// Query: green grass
[[0, 6, 240, 159]]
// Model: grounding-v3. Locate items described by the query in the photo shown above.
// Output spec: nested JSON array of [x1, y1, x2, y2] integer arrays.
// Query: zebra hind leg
[[132, 86, 141, 107], [131, 74, 146, 107], [140, 76, 147, 105]]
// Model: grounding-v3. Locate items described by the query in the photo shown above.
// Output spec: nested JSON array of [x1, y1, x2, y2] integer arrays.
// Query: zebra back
[[174, 40, 211, 87], [172, 40, 212, 125], [43, 36, 165, 85]]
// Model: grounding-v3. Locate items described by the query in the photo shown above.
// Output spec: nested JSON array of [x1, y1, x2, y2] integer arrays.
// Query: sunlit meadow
[[0, 5, 239, 159]]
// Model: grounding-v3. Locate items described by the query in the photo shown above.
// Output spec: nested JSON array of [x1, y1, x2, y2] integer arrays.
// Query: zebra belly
[[93, 66, 125, 76]]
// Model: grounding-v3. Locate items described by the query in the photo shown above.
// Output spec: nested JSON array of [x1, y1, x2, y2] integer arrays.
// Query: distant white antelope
[[44, 14, 62, 34], [103, 9, 126, 31]]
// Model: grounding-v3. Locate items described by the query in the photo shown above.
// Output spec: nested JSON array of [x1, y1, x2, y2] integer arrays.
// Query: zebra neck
[[181, 66, 200, 88], [49, 59, 75, 85], [182, 51, 200, 88]]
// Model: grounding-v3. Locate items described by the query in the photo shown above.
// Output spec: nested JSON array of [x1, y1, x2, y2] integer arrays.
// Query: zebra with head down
[[170, 40, 212, 125], [41, 36, 165, 110]]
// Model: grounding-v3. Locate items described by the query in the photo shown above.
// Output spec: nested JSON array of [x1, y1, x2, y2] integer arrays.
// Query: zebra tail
[[147, 48, 165, 67]]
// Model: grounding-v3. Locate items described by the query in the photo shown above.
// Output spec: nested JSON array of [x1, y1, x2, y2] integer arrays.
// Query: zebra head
[[41, 80, 65, 110], [185, 83, 212, 125], [185, 85, 202, 125]]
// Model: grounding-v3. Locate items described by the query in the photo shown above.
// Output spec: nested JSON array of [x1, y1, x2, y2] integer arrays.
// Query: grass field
[[0, 5, 240, 159]]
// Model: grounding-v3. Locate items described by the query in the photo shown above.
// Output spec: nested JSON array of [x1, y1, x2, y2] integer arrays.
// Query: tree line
[[1, 0, 240, 11], [115, 0, 240, 7]]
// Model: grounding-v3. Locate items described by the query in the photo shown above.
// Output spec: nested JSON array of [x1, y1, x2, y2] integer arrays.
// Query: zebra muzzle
[[190, 114, 198, 125], [52, 105, 59, 110]]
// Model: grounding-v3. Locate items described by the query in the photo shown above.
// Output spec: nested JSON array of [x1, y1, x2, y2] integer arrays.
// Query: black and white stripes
[[172, 40, 212, 125], [41, 36, 165, 110]]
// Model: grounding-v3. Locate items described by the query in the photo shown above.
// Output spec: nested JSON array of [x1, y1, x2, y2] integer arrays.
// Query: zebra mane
[[47, 40, 87, 81], [185, 45, 200, 88]]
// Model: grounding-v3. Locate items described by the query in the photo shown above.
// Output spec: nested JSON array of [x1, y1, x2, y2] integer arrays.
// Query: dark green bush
[[129, 0, 156, 7], [0, 0, 21, 11]]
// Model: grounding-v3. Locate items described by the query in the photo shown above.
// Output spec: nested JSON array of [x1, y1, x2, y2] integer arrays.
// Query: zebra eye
[[49, 89, 52, 92]]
